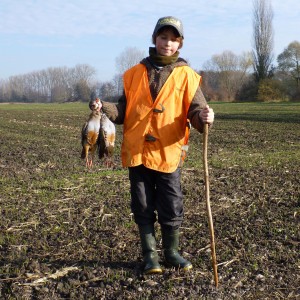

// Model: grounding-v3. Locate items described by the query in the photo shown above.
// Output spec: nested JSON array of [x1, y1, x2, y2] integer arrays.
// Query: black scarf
[[148, 47, 179, 67]]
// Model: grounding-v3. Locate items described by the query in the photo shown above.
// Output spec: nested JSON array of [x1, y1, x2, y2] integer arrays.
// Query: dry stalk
[[19, 266, 80, 286], [7, 221, 39, 232]]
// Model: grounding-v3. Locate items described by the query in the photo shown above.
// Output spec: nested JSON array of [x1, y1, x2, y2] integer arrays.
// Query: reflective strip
[[145, 134, 157, 142], [153, 103, 165, 113]]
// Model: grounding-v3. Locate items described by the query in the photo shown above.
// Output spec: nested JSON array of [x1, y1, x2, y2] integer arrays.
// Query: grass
[[185, 102, 300, 170]]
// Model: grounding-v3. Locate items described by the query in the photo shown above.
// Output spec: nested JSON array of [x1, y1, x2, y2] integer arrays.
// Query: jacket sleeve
[[101, 92, 127, 125], [187, 86, 208, 133]]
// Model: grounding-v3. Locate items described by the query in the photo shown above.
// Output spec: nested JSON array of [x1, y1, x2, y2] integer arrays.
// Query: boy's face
[[155, 27, 180, 56]]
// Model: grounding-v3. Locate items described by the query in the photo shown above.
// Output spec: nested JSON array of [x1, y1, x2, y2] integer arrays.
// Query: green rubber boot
[[162, 227, 192, 271], [138, 224, 163, 275]]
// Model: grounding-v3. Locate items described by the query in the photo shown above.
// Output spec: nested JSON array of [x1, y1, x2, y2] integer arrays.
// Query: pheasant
[[98, 112, 116, 168], [81, 98, 102, 168]]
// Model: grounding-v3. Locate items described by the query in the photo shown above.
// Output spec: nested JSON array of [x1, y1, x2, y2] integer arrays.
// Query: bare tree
[[44, 67, 71, 102], [115, 47, 145, 75], [0, 79, 6, 102], [74, 79, 92, 102], [252, 0, 274, 82], [203, 51, 252, 101], [99, 82, 116, 101], [112, 74, 123, 96], [72, 64, 96, 84]]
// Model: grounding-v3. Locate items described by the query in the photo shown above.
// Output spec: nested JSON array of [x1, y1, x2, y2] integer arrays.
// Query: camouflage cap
[[152, 16, 184, 38]]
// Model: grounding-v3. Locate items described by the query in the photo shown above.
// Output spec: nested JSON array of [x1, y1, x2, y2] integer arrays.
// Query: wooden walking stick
[[203, 123, 219, 287]]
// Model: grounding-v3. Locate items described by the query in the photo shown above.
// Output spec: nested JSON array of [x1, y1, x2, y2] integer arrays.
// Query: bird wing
[[81, 122, 89, 145], [81, 122, 89, 158], [100, 114, 116, 147], [98, 128, 106, 159], [81, 111, 101, 159], [98, 113, 116, 158]]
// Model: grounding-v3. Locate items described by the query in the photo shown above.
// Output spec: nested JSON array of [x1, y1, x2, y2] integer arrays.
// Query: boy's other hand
[[200, 105, 214, 124]]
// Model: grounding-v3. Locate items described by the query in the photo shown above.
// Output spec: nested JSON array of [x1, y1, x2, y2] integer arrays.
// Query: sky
[[0, 0, 299, 82]]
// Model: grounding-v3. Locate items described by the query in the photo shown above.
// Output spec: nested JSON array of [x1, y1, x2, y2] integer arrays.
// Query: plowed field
[[0, 102, 299, 299]]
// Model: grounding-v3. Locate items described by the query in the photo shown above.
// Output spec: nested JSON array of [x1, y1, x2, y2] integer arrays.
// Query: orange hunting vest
[[122, 64, 201, 173]]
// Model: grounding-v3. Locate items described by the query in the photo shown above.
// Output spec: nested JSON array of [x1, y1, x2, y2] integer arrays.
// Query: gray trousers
[[129, 164, 184, 229]]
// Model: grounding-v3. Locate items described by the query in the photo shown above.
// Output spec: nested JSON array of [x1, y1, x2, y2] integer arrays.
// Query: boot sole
[[165, 262, 193, 271], [144, 268, 163, 275], [182, 264, 193, 271]]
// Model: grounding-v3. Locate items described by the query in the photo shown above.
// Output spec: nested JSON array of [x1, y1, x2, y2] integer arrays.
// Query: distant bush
[[257, 79, 288, 102]]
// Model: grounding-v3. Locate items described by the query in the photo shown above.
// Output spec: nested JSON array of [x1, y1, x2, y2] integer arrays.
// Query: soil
[[0, 104, 299, 299]]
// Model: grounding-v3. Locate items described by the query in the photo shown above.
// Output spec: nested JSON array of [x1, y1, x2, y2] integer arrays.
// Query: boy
[[99, 16, 214, 274]]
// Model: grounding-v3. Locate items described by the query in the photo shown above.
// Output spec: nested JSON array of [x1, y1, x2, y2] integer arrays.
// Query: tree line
[[0, 47, 146, 104], [201, 0, 300, 102], [199, 40, 300, 102], [0, 64, 99, 103], [0, 0, 299, 103]]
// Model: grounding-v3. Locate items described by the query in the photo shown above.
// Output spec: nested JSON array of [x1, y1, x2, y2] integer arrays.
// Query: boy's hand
[[200, 105, 214, 124]]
